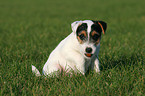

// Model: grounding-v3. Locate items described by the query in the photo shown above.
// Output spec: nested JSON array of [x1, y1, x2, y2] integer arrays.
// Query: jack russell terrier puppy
[[32, 20, 107, 76]]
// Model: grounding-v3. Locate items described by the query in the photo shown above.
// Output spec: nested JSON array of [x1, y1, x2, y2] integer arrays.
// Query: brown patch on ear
[[95, 37, 100, 45], [98, 22, 105, 35], [77, 36, 83, 44]]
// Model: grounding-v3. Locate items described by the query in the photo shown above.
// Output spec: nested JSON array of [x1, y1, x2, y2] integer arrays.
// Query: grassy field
[[0, 0, 144, 95]]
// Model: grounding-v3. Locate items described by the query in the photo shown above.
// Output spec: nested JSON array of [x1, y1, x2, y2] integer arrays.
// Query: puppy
[[32, 20, 107, 76]]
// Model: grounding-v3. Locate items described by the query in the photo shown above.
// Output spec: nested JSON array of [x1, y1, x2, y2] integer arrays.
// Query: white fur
[[32, 20, 101, 77], [32, 65, 41, 76]]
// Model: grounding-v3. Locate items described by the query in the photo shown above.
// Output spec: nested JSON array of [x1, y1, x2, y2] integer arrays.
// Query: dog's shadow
[[99, 53, 143, 72]]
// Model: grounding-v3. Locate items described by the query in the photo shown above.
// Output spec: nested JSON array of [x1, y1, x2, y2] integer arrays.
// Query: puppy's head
[[71, 20, 107, 59]]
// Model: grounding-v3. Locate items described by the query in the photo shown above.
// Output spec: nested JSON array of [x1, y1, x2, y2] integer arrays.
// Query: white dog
[[32, 20, 107, 76]]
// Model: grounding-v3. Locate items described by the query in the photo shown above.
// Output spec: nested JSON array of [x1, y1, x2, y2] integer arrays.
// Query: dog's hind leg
[[42, 64, 63, 77]]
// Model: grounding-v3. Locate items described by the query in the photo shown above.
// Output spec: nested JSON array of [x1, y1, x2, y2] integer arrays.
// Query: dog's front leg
[[76, 63, 85, 75], [93, 58, 100, 73]]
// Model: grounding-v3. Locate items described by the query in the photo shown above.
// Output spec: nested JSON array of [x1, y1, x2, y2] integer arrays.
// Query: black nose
[[85, 47, 92, 53]]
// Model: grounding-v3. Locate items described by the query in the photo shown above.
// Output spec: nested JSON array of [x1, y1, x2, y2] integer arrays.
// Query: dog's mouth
[[85, 53, 93, 57]]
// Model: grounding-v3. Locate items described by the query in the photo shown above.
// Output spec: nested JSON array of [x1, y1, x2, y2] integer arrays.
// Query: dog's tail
[[32, 65, 41, 76]]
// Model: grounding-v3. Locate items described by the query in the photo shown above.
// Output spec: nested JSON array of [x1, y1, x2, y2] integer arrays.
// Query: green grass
[[0, 0, 144, 95]]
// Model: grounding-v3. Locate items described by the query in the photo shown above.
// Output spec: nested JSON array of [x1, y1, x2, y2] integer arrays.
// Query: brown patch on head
[[90, 31, 101, 45], [79, 30, 87, 37], [91, 31, 100, 36], [95, 37, 100, 45], [77, 36, 83, 44], [77, 30, 87, 44]]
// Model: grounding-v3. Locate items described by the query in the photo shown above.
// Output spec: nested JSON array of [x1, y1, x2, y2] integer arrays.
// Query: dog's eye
[[79, 34, 85, 40], [92, 34, 99, 41]]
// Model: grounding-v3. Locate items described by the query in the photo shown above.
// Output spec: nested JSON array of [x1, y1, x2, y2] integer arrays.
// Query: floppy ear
[[93, 20, 107, 34], [71, 21, 83, 33]]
